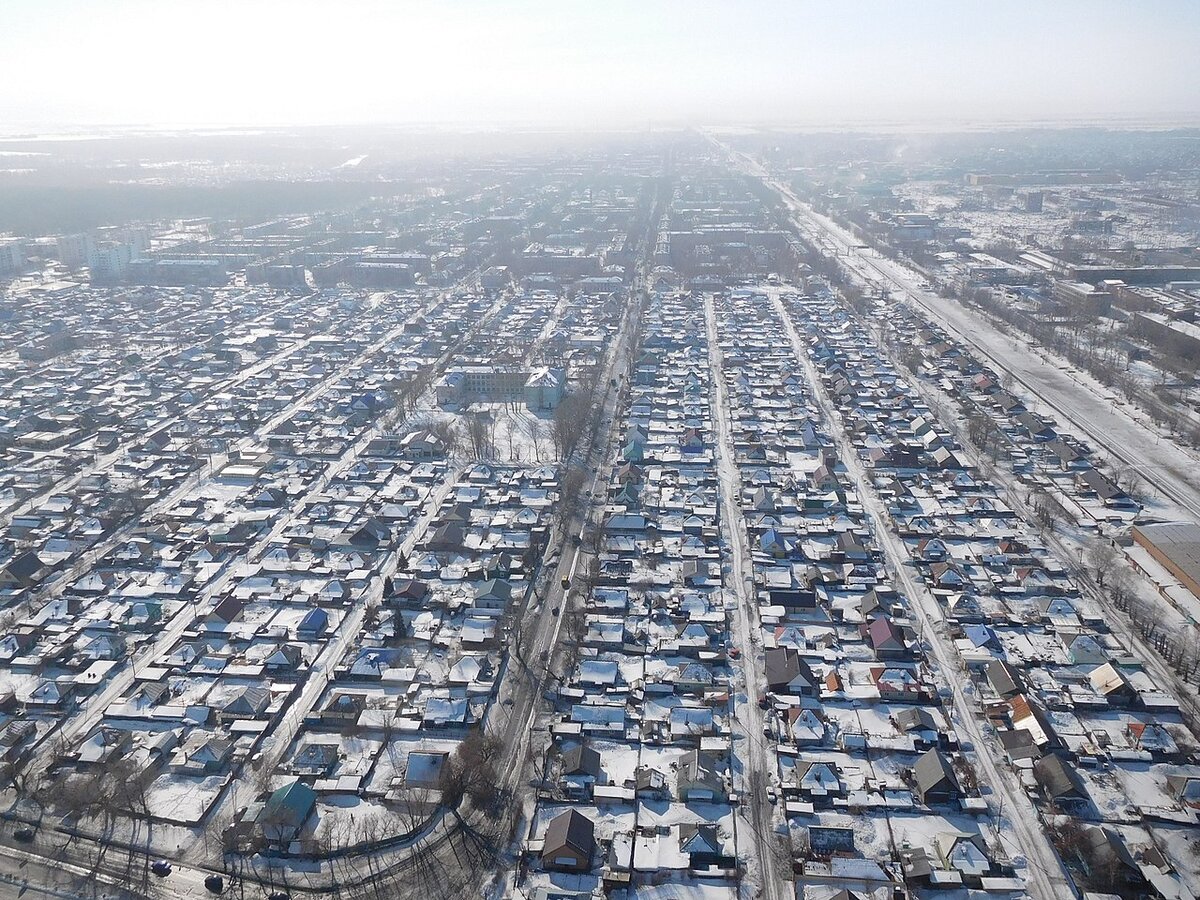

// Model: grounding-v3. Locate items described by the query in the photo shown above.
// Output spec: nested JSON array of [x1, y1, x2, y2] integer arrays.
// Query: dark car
[[13, 827, 34, 843], [268, 892, 291, 900], [151, 860, 172, 877], [205, 875, 225, 894]]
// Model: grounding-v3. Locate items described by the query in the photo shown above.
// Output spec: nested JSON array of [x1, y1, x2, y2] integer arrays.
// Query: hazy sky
[[3, 0, 1199, 131]]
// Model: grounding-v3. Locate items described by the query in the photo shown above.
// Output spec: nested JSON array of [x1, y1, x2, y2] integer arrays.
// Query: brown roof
[[542, 809, 595, 860]]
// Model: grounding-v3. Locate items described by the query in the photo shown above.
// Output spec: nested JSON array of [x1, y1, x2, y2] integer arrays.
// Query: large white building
[[436, 364, 567, 410]]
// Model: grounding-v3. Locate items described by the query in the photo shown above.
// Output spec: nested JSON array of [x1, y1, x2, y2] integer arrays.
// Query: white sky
[[2, 0, 1199, 130]]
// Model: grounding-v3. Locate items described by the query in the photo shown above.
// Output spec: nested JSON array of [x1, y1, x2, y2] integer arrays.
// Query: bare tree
[[1085, 540, 1118, 588], [428, 418, 462, 457], [465, 413, 494, 461], [437, 731, 504, 817]]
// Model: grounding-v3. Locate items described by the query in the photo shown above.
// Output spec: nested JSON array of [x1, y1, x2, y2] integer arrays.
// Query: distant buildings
[[0, 237, 25, 276]]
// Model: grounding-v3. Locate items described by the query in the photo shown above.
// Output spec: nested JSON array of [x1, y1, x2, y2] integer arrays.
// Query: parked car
[[151, 860, 172, 877], [13, 827, 34, 843], [204, 875, 225, 894]]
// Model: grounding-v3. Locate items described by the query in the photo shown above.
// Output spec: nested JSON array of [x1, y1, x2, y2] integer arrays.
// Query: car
[[13, 827, 34, 843], [204, 875, 225, 894], [151, 860, 172, 877], [268, 892, 290, 900], [766, 787, 778, 805], [550, 606, 560, 616], [560, 576, 570, 588], [728, 647, 741, 659]]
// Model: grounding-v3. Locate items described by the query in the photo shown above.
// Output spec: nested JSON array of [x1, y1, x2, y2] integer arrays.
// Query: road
[[703, 293, 786, 900], [769, 287, 1076, 900]]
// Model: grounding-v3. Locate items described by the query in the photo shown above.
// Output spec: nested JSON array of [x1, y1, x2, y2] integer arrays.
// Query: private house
[[541, 809, 595, 872], [256, 781, 317, 847], [912, 748, 961, 805], [764, 647, 816, 696]]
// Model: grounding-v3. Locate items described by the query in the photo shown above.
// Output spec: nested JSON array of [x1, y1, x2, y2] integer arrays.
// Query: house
[[221, 685, 270, 721], [348, 518, 390, 550], [785, 707, 828, 746], [983, 660, 1024, 699], [1089, 662, 1138, 707], [404, 751, 449, 787], [560, 744, 604, 799], [1165, 772, 1200, 809], [541, 809, 595, 872], [934, 831, 992, 879], [384, 578, 427, 608], [679, 824, 729, 869], [256, 781, 316, 846], [677, 750, 725, 802], [1077, 469, 1129, 506], [207, 595, 246, 626], [871, 666, 926, 702], [77, 727, 132, 766], [290, 742, 339, 777], [26, 678, 73, 710], [173, 734, 234, 775], [764, 647, 816, 696], [474, 578, 513, 609], [632, 765, 668, 800], [794, 760, 844, 800], [399, 429, 446, 459], [1045, 438, 1090, 471], [1033, 753, 1088, 808], [1063, 632, 1107, 666], [1126, 722, 1179, 758], [1010, 694, 1058, 750], [297, 607, 329, 638], [1074, 827, 1146, 889], [863, 616, 907, 658], [264, 643, 305, 673], [912, 748, 961, 805], [0, 551, 45, 588], [0, 720, 36, 762], [894, 707, 940, 741], [1015, 412, 1056, 442]]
